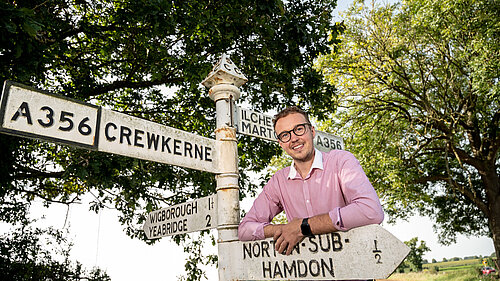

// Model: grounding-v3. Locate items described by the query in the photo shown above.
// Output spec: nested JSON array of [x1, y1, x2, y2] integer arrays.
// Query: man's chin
[[290, 151, 314, 162]]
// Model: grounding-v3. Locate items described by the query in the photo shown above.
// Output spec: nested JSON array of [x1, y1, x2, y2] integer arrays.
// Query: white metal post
[[202, 54, 247, 281]]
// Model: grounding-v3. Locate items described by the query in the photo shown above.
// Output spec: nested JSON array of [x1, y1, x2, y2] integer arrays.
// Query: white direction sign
[[0, 81, 100, 150], [235, 106, 345, 151], [143, 194, 217, 239], [0, 81, 220, 173], [98, 108, 218, 173], [219, 224, 409, 280]]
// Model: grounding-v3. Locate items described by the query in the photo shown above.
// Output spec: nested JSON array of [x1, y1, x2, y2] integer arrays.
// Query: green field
[[423, 258, 482, 271], [388, 258, 498, 281]]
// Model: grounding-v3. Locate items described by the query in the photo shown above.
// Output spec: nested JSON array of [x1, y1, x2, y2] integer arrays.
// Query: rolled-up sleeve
[[328, 152, 384, 231], [238, 176, 283, 241]]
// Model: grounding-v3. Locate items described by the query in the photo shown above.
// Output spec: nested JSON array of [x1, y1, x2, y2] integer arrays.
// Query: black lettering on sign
[[78, 117, 92, 135], [308, 236, 319, 253], [309, 259, 320, 277], [273, 260, 284, 279], [261, 240, 271, 257], [208, 197, 213, 210], [241, 121, 251, 133], [58, 111, 74, 131], [11, 102, 33, 124], [10, 102, 95, 137], [261, 259, 335, 279], [332, 232, 343, 251], [251, 124, 259, 135], [105, 122, 117, 141], [161, 136, 171, 153], [120, 126, 132, 145], [134, 129, 144, 148], [297, 260, 307, 277], [184, 141, 193, 158], [147, 132, 159, 150], [250, 112, 258, 123], [373, 240, 382, 264], [38, 106, 54, 127], [194, 143, 203, 160], [318, 234, 330, 252], [205, 214, 211, 227], [134, 129, 144, 147], [191, 200, 198, 214], [283, 260, 297, 278], [205, 146, 212, 162], [243, 243, 251, 259], [173, 139, 182, 155]]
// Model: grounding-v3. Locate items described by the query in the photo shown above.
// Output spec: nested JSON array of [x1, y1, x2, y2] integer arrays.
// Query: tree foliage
[[0, 0, 340, 279], [0, 222, 110, 281], [316, 0, 499, 255], [398, 237, 430, 272]]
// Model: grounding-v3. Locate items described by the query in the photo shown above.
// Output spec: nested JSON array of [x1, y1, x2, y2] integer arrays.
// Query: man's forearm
[[263, 224, 282, 238], [265, 213, 336, 238], [308, 213, 337, 234]]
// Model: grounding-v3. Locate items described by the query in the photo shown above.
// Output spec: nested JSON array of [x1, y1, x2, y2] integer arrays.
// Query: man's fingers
[[275, 236, 283, 252], [273, 232, 281, 241]]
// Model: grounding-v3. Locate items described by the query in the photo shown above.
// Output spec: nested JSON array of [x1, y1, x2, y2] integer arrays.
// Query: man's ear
[[311, 126, 316, 138]]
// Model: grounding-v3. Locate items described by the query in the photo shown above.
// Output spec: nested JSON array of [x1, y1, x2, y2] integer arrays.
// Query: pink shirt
[[238, 149, 384, 241]]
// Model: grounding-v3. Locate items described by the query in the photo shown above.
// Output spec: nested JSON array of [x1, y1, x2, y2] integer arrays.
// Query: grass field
[[386, 258, 498, 280], [422, 258, 483, 270]]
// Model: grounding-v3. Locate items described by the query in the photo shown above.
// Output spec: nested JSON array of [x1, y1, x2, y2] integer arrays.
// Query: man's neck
[[293, 150, 315, 179]]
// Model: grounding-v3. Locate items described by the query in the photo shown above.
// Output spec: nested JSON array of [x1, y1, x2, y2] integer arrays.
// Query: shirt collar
[[288, 148, 323, 179]]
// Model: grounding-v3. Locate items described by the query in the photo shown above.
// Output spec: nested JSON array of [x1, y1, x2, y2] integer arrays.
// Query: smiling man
[[238, 106, 384, 256]]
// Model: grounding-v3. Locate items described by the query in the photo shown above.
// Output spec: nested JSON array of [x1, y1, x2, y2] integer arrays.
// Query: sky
[[1, 0, 496, 280]]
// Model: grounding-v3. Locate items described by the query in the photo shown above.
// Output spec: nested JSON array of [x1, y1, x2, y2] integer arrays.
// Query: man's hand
[[273, 218, 304, 255]]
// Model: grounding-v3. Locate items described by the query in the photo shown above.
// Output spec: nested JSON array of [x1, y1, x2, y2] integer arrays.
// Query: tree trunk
[[485, 164, 500, 269]]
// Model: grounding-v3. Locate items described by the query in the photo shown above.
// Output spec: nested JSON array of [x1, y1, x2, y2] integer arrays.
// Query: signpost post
[[0, 54, 409, 281]]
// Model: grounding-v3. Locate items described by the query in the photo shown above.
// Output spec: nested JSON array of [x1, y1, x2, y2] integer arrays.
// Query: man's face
[[275, 113, 316, 163]]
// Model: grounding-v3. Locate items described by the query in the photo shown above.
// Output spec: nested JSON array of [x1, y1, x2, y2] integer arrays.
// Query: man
[[238, 106, 384, 256]]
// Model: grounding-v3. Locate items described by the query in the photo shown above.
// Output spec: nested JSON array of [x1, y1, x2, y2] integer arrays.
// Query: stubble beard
[[288, 141, 315, 164]]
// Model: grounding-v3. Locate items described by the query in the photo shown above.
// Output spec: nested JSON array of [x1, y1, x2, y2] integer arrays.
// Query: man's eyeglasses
[[275, 123, 311, 143]]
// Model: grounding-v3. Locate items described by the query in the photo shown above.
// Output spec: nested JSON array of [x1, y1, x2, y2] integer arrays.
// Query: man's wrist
[[300, 218, 314, 237]]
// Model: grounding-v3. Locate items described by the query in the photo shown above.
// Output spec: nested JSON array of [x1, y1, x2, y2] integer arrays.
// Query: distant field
[[387, 258, 497, 280], [388, 269, 483, 281], [423, 258, 482, 270]]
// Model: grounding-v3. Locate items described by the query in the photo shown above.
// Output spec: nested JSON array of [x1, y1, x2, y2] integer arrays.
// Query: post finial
[[202, 54, 248, 89]]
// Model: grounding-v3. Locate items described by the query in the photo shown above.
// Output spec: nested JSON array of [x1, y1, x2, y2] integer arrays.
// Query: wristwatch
[[301, 218, 314, 237]]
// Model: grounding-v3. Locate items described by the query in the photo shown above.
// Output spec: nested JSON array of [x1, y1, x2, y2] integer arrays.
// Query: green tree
[[316, 0, 500, 265], [0, 221, 110, 281], [397, 237, 430, 272], [0, 0, 340, 279]]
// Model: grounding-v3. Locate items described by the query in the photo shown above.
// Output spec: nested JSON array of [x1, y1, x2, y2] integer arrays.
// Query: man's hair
[[272, 106, 311, 130]]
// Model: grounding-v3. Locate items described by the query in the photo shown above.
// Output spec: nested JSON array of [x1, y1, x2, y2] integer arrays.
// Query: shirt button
[[306, 200, 310, 203]]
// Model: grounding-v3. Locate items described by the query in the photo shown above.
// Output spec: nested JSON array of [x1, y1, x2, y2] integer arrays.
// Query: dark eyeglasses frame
[[275, 123, 312, 143]]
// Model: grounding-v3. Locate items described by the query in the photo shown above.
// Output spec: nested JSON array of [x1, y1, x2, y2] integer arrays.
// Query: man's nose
[[290, 131, 300, 142]]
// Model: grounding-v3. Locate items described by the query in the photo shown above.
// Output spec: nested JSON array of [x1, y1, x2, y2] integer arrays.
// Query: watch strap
[[301, 217, 314, 237]]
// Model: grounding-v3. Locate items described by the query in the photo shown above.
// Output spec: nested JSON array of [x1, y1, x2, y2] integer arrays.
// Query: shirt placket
[[302, 178, 314, 217]]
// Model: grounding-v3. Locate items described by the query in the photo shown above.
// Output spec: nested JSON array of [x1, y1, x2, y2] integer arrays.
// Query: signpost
[[143, 194, 217, 239], [0, 54, 409, 281], [235, 105, 344, 151], [219, 224, 409, 280], [0, 81, 219, 173], [98, 108, 219, 173], [0, 81, 100, 150]]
